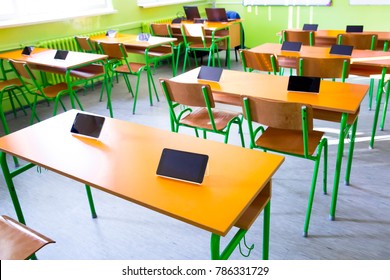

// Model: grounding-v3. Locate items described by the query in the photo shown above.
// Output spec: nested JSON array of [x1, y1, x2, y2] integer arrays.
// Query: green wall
[[0, 1, 210, 51], [216, 0, 390, 48]]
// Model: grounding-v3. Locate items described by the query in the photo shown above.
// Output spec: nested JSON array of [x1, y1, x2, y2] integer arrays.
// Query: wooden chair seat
[[36, 83, 79, 98], [0, 78, 23, 90], [256, 127, 325, 156], [114, 63, 146, 74], [180, 107, 241, 131], [0, 215, 54, 260]]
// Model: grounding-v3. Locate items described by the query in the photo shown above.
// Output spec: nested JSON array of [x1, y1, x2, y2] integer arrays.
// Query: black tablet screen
[[288, 76, 321, 93], [71, 113, 105, 138], [156, 148, 209, 184]]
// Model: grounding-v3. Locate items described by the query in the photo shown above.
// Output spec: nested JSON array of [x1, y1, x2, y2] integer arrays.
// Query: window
[[137, 0, 206, 8], [0, 0, 115, 28]]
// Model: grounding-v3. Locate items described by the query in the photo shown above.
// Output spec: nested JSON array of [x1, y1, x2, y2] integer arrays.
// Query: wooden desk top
[[250, 43, 390, 62], [279, 29, 390, 41], [171, 68, 368, 114], [0, 48, 107, 70], [90, 33, 176, 48], [0, 110, 284, 236]]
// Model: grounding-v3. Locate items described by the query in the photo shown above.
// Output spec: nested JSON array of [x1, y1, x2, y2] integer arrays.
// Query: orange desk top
[[0, 48, 107, 70], [171, 68, 368, 115], [278, 29, 390, 41], [0, 110, 284, 236], [171, 20, 240, 31], [90, 33, 176, 48], [250, 43, 390, 63]]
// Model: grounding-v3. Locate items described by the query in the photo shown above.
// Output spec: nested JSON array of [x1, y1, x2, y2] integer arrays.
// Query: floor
[[0, 56, 389, 260]]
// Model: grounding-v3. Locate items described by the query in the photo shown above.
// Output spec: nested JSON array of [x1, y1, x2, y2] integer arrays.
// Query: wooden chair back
[[75, 36, 94, 52], [337, 33, 378, 50], [160, 78, 215, 108], [150, 23, 171, 37], [242, 96, 313, 131], [240, 49, 279, 73], [282, 30, 315, 46], [298, 57, 350, 80], [8, 59, 34, 81], [182, 24, 206, 40], [98, 42, 126, 59]]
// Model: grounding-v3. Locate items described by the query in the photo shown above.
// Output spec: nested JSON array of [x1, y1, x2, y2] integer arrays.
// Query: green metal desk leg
[[370, 68, 386, 149], [263, 201, 270, 260], [345, 117, 358, 186], [210, 229, 248, 260], [0, 152, 35, 224], [85, 185, 97, 218], [330, 113, 348, 221], [379, 82, 389, 131]]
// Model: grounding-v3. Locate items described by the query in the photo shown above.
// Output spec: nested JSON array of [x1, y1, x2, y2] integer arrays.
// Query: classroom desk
[[171, 68, 369, 221], [90, 33, 177, 75], [0, 48, 112, 117], [0, 109, 284, 260], [249, 43, 390, 149], [171, 20, 242, 50], [279, 29, 390, 50]]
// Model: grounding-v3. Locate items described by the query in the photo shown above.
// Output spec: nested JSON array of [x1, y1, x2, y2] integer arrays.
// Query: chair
[[227, 11, 245, 62], [150, 23, 183, 76], [0, 78, 33, 135], [181, 24, 230, 72], [98, 41, 158, 114], [9, 59, 83, 124], [74, 36, 97, 53], [297, 56, 351, 82], [160, 78, 245, 147], [282, 30, 315, 46], [337, 33, 378, 50], [242, 96, 327, 236], [0, 215, 55, 260], [240, 49, 279, 75]]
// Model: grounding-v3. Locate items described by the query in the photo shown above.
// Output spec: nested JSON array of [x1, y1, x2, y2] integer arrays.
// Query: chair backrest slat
[[242, 96, 313, 131], [160, 79, 215, 108], [298, 57, 350, 80], [337, 33, 378, 50], [282, 30, 315, 46], [150, 23, 171, 37], [98, 42, 125, 59], [240, 49, 279, 73]]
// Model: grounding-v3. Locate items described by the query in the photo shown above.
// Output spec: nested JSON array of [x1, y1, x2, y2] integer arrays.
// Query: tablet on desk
[[70, 113, 105, 139], [281, 41, 302, 52], [329, 44, 354, 56], [22, 46, 34, 56], [302, 24, 318, 31], [156, 148, 209, 185], [288, 76, 321, 94], [197, 66, 223, 82], [54, 50, 69, 60], [346, 25, 364, 33]]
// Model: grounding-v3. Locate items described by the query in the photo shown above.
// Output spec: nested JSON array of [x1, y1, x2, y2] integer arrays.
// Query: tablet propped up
[[287, 75, 321, 94], [156, 148, 209, 185], [71, 112, 105, 139]]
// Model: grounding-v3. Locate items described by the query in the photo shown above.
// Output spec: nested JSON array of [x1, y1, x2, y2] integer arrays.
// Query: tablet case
[[287, 76, 321, 93], [329, 44, 354, 56], [346, 25, 364, 33], [302, 24, 318, 31], [137, 33, 151, 41], [197, 66, 223, 82], [70, 113, 105, 139], [54, 50, 69, 60], [22, 46, 34, 55], [156, 148, 209, 184], [281, 41, 302, 52]]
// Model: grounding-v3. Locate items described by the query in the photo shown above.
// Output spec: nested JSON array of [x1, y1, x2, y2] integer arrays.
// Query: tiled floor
[[0, 57, 389, 260]]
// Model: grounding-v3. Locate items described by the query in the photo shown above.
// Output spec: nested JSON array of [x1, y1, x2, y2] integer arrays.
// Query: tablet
[[329, 44, 354, 56], [156, 148, 209, 185], [106, 29, 118, 38], [302, 24, 318, 31], [281, 41, 302, 52], [346, 25, 363, 33], [54, 50, 69, 60], [288, 76, 321, 93], [22, 46, 34, 55], [197, 66, 223, 82], [70, 113, 105, 139]]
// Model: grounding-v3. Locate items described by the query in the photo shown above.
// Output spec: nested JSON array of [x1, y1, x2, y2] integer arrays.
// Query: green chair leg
[[380, 81, 390, 131], [85, 185, 97, 218], [345, 119, 358, 186]]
